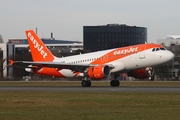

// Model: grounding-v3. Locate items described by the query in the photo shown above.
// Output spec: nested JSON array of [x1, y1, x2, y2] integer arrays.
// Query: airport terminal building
[[83, 24, 147, 51]]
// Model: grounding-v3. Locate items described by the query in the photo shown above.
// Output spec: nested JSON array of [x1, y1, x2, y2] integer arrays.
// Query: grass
[[0, 92, 180, 120]]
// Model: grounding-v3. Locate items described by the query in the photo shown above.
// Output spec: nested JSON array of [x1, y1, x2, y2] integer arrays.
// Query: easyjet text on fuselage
[[113, 47, 138, 55]]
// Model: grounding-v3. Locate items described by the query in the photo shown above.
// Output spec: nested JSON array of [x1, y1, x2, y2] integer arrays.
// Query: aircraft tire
[[81, 80, 91, 87], [87, 80, 91, 87], [110, 80, 120, 87]]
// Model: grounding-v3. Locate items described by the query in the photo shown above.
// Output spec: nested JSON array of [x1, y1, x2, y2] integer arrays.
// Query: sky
[[1, 0, 180, 43]]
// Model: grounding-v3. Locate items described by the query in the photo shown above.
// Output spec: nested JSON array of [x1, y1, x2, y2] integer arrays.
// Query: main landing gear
[[81, 74, 120, 87], [81, 79, 120, 87], [81, 80, 91, 87], [110, 80, 120, 87], [110, 74, 120, 87]]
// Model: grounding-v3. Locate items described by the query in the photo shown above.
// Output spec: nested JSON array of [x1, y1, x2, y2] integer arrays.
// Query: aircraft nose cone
[[165, 51, 174, 62]]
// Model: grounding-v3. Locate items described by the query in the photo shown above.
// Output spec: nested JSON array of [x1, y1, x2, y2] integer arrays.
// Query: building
[[83, 24, 147, 51], [157, 35, 180, 80], [157, 35, 180, 46], [8, 38, 83, 57], [0, 43, 7, 79], [8, 38, 82, 44]]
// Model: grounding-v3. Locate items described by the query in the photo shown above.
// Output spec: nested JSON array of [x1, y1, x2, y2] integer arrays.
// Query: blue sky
[[1, 0, 180, 43]]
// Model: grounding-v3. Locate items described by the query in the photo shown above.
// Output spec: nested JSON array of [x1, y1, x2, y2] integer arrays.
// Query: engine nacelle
[[127, 67, 154, 80], [88, 65, 110, 79], [25, 65, 34, 73], [25, 65, 42, 73]]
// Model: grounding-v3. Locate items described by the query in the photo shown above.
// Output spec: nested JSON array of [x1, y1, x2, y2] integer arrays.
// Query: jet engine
[[87, 65, 110, 79], [127, 67, 154, 80]]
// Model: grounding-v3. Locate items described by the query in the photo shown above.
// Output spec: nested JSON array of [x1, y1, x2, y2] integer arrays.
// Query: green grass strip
[[0, 92, 180, 120]]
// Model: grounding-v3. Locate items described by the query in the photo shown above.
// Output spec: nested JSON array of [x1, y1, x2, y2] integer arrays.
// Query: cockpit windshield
[[160, 48, 166, 50], [152, 47, 166, 52]]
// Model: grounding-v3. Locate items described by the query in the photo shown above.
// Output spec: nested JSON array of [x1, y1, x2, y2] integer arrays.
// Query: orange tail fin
[[25, 30, 55, 62]]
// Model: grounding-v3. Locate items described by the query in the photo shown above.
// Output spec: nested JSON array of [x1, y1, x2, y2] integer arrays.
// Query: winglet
[[25, 30, 55, 62], [9, 60, 14, 66]]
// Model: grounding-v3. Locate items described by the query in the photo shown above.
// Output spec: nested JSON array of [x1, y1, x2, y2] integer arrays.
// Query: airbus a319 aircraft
[[10, 30, 174, 87]]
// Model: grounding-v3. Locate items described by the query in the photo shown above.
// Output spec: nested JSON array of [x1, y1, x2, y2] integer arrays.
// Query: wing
[[9, 60, 114, 72]]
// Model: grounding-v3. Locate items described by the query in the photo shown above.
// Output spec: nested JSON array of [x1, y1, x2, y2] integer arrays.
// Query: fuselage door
[[139, 46, 146, 59]]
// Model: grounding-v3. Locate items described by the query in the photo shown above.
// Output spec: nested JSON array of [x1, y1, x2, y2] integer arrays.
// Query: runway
[[0, 86, 180, 92]]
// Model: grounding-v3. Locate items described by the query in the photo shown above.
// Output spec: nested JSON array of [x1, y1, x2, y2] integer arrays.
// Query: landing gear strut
[[81, 80, 91, 87], [110, 74, 120, 87]]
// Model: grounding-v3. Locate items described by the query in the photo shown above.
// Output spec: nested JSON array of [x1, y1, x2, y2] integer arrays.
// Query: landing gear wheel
[[110, 80, 120, 87], [149, 76, 154, 81], [81, 80, 87, 87], [81, 80, 91, 87], [87, 80, 91, 87]]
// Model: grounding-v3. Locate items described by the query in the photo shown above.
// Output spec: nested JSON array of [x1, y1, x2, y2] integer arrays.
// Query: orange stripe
[[91, 44, 163, 64]]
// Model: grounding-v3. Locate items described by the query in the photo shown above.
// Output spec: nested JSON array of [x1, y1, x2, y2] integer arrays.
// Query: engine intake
[[88, 65, 110, 79]]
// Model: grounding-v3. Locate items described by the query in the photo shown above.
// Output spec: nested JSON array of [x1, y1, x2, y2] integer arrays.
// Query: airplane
[[9, 30, 174, 87]]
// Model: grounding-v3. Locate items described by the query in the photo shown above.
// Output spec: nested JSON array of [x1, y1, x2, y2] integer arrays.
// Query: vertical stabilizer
[[25, 30, 55, 62]]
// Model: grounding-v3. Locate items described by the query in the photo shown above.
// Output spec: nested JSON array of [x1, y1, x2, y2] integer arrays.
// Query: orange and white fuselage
[[23, 30, 174, 78], [10, 30, 174, 86]]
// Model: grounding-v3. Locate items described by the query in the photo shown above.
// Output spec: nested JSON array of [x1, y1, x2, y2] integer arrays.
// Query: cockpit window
[[156, 48, 160, 51], [160, 47, 166, 50], [152, 47, 166, 52]]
